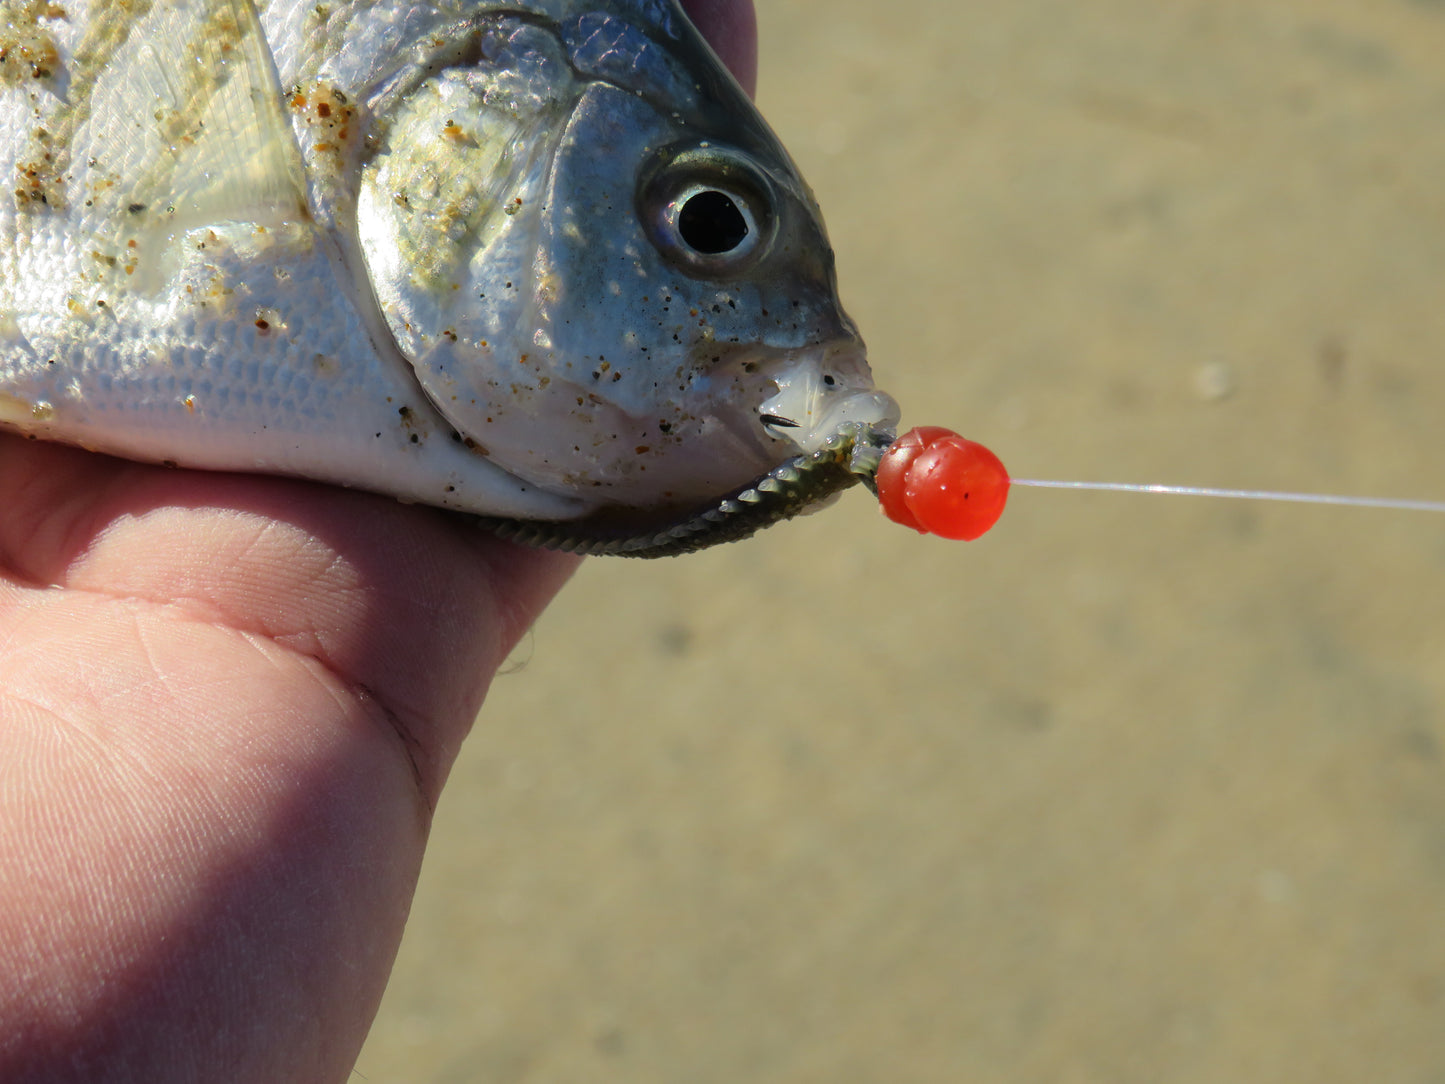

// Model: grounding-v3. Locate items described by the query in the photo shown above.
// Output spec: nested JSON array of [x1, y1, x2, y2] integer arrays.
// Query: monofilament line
[[1010, 479, 1445, 515]]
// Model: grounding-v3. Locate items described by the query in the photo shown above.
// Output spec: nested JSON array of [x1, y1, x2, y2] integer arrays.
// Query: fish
[[0, 0, 901, 556]]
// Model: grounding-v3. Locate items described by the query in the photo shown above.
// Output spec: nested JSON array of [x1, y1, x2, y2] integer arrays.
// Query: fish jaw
[[480, 415, 901, 557], [469, 336, 902, 557]]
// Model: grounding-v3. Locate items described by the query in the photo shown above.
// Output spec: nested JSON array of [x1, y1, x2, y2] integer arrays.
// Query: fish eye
[[639, 146, 777, 278], [677, 188, 752, 255]]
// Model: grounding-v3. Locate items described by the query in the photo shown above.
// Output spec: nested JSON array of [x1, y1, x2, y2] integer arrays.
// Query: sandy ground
[[356, 2, 1445, 1080]]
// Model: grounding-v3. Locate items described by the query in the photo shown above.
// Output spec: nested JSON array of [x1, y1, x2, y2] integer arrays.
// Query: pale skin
[[0, 3, 756, 1079]]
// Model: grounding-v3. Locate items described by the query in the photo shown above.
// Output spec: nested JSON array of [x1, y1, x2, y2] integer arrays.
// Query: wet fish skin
[[0, 0, 898, 550]]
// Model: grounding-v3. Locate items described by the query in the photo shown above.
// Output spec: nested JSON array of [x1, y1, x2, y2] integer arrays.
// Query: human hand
[[0, 3, 756, 1080]]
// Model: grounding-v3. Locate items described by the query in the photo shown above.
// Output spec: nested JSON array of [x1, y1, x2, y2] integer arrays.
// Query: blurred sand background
[[357, 1, 1445, 1080]]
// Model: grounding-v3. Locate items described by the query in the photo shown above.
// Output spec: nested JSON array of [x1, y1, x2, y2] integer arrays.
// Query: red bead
[[876, 427, 1010, 540]]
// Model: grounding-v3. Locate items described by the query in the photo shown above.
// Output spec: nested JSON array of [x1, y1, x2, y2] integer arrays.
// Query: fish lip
[[475, 421, 896, 557]]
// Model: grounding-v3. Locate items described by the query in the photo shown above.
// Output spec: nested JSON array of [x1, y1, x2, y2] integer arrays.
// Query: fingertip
[[680, 0, 758, 96]]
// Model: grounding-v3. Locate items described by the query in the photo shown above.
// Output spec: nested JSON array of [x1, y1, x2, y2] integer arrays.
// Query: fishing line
[[869, 426, 1445, 541], [1009, 479, 1445, 516]]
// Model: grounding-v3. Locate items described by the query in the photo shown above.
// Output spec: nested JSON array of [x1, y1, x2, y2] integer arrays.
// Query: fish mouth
[[475, 421, 896, 558]]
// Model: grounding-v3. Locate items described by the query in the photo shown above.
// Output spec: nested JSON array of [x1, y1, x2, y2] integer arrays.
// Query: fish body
[[0, 0, 897, 554]]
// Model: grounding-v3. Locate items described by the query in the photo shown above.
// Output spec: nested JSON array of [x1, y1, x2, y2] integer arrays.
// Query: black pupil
[[677, 190, 749, 254]]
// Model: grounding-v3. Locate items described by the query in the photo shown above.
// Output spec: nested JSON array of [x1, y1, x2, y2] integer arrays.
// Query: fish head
[[355, 8, 897, 551]]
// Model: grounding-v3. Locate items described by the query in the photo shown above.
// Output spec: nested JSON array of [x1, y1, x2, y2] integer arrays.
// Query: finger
[[0, 435, 579, 800], [0, 441, 575, 1080], [681, 0, 758, 96], [0, 580, 439, 1082]]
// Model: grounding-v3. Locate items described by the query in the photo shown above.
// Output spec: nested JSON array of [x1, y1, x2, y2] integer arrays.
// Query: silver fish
[[0, 0, 899, 555]]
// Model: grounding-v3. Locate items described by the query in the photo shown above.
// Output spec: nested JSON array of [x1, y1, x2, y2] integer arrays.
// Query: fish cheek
[[505, 86, 785, 502], [534, 94, 675, 390]]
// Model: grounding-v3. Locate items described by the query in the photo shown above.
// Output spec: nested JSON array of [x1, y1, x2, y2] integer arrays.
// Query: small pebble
[[1193, 361, 1236, 401]]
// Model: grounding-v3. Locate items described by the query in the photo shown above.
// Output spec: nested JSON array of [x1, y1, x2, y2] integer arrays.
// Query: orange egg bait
[[874, 426, 1011, 541]]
